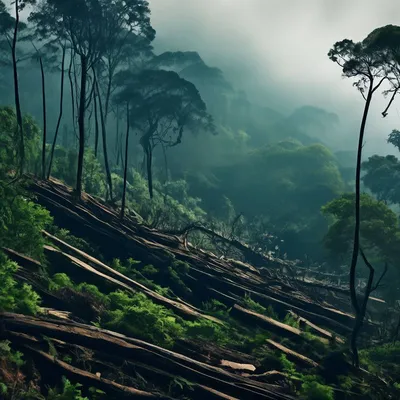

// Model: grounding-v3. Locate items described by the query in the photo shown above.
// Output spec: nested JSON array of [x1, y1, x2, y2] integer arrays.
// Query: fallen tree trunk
[[23, 345, 161, 399], [265, 340, 319, 368], [0, 312, 295, 400], [27, 178, 356, 335], [231, 304, 305, 341]]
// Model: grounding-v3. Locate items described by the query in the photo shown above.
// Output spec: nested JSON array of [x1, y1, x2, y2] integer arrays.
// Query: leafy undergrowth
[[0, 253, 41, 316], [49, 273, 230, 349], [360, 342, 400, 383]]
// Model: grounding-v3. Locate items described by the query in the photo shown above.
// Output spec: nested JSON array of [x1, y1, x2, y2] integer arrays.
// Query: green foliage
[[49, 147, 79, 187], [185, 319, 229, 345], [280, 354, 297, 377], [202, 299, 231, 318], [279, 353, 334, 399], [338, 375, 353, 391], [49, 273, 74, 291], [299, 378, 334, 400], [168, 376, 194, 397], [77, 283, 108, 304], [47, 377, 88, 400], [360, 342, 400, 378], [0, 340, 29, 399], [0, 340, 25, 368], [0, 253, 41, 315], [0, 183, 52, 260], [362, 154, 400, 204], [0, 107, 41, 174], [283, 313, 300, 328], [0, 383, 7, 395], [103, 291, 185, 348], [243, 293, 266, 314], [49, 228, 97, 256], [111, 257, 141, 277], [49, 274, 109, 309], [111, 257, 190, 297], [141, 264, 158, 276], [322, 192, 400, 260], [50, 148, 107, 198], [0, 111, 51, 260]]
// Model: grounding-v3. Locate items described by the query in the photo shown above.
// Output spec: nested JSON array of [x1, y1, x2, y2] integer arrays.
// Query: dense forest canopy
[[1, 1, 400, 399]]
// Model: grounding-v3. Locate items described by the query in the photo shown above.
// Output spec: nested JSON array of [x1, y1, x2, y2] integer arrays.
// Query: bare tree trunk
[[93, 86, 99, 157], [48, 45, 66, 179], [93, 70, 113, 201], [68, 49, 77, 138], [147, 146, 153, 199], [39, 56, 47, 180], [76, 54, 88, 198], [119, 128, 124, 167], [11, 0, 24, 174], [351, 250, 375, 367], [162, 143, 169, 183], [350, 86, 373, 316], [120, 102, 130, 220], [104, 67, 113, 120], [115, 105, 121, 166]]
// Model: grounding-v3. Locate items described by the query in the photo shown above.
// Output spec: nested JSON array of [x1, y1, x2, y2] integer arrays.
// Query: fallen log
[[23, 345, 161, 399], [0, 312, 295, 400], [242, 370, 290, 384], [265, 340, 319, 368], [232, 304, 304, 340], [287, 311, 344, 344]]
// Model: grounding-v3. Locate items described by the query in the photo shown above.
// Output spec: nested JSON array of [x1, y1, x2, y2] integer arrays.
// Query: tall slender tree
[[120, 101, 130, 219], [31, 43, 48, 179], [47, 43, 66, 179], [328, 25, 400, 367]]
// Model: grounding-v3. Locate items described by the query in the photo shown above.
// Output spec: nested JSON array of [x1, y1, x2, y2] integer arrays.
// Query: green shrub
[[47, 377, 88, 400], [0, 253, 41, 315], [50, 228, 96, 255], [103, 291, 185, 348], [243, 293, 266, 314], [283, 313, 300, 328], [0, 340, 24, 368], [360, 342, 400, 376], [299, 378, 334, 400], [202, 299, 231, 319], [185, 319, 228, 345], [141, 264, 159, 276], [280, 354, 297, 377], [0, 185, 52, 260], [49, 273, 74, 291]]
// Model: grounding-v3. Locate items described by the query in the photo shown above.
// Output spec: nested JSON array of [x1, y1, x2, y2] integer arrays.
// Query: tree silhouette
[[329, 25, 400, 367], [114, 69, 214, 199]]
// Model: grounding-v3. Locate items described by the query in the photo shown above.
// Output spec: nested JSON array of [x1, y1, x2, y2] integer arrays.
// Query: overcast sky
[[148, 0, 400, 154]]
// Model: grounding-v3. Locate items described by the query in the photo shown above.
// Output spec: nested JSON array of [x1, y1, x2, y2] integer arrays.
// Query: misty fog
[[150, 0, 400, 156]]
